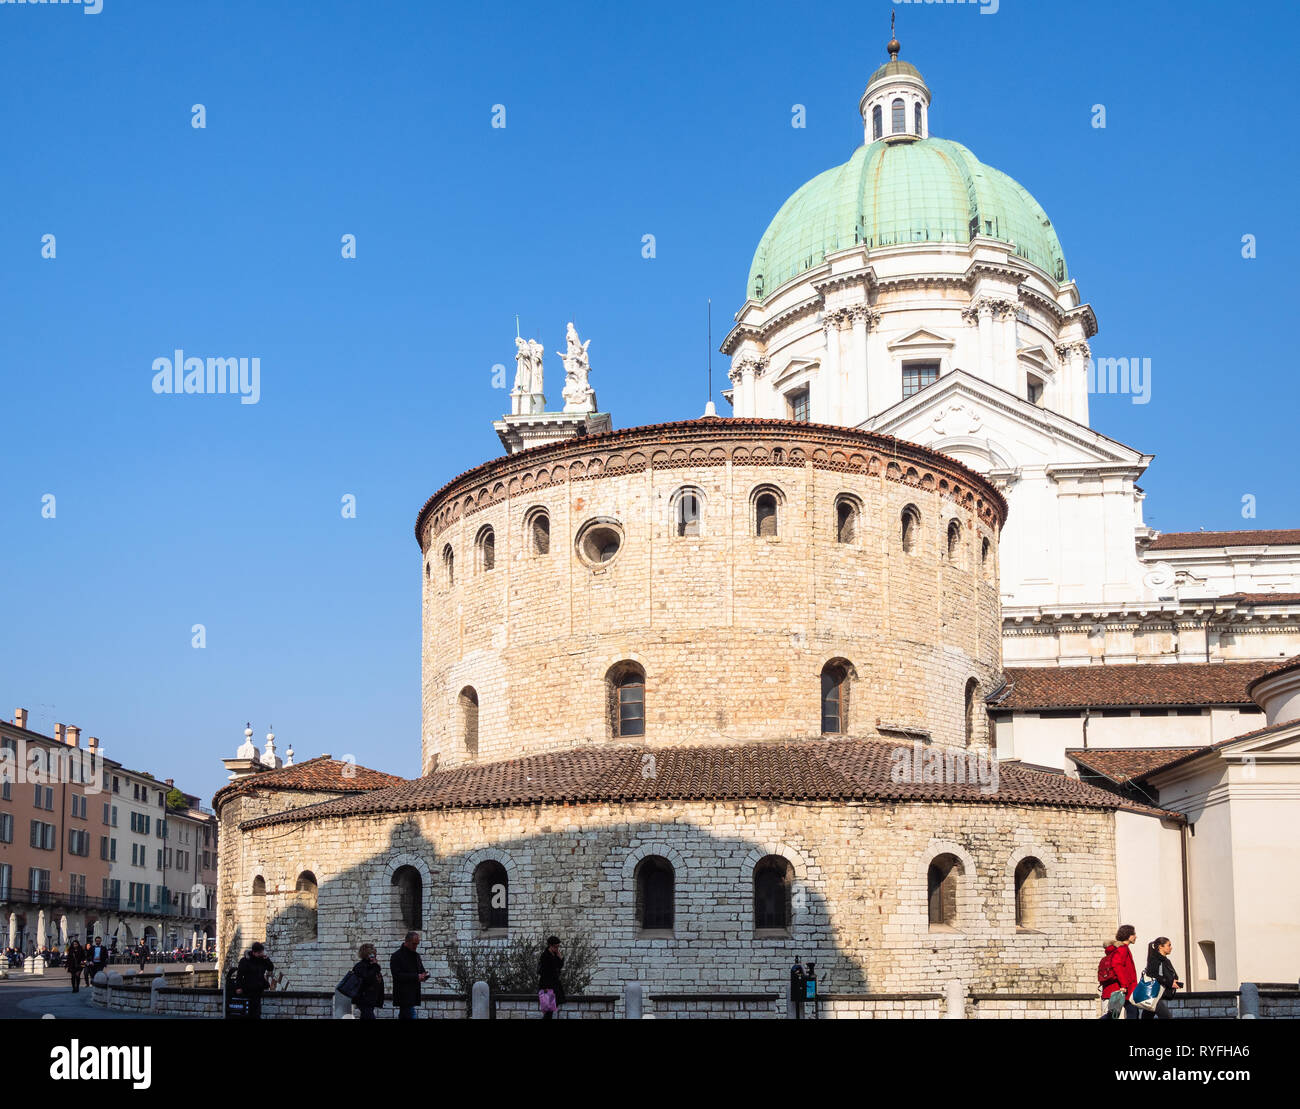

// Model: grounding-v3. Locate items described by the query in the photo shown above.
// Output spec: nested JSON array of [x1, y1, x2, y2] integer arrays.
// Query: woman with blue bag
[[1136, 937, 1182, 1019]]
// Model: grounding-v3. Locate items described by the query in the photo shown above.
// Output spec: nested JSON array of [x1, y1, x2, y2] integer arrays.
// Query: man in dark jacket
[[538, 935, 565, 1020], [234, 942, 275, 1019], [389, 932, 428, 1019]]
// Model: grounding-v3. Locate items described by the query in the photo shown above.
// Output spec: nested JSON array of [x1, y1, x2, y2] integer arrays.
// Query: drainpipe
[[1180, 820, 1193, 994], [1082, 708, 1091, 750]]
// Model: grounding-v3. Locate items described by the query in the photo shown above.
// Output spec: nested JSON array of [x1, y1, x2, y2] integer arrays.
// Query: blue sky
[[1, 0, 1296, 799]]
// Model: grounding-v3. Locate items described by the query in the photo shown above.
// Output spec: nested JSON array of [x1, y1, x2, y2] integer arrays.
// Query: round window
[[576, 519, 624, 568]]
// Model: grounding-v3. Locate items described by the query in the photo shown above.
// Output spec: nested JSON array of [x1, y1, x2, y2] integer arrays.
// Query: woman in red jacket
[[1101, 924, 1140, 1019]]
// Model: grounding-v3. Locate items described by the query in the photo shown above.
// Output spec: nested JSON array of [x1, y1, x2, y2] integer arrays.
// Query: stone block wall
[[231, 797, 1115, 1001], [419, 423, 1004, 769]]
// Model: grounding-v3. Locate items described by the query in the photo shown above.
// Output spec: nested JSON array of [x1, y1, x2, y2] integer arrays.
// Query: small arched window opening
[[251, 875, 267, 940], [673, 487, 704, 538], [964, 678, 980, 747], [914, 101, 923, 135], [872, 104, 883, 141], [607, 662, 646, 738], [835, 496, 859, 544], [947, 519, 962, 562], [1014, 857, 1046, 932], [476, 526, 495, 572], [458, 687, 479, 757], [981, 536, 991, 576], [892, 98, 906, 134], [392, 865, 423, 932], [753, 855, 794, 934], [291, 870, 318, 943], [928, 854, 963, 930], [442, 544, 455, 586], [527, 509, 550, 556], [755, 492, 779, 538], [821, 661, 850, 734], [635, 855, 674, 933], [901, 505, 921, 554], [473, 860, 509, 933]]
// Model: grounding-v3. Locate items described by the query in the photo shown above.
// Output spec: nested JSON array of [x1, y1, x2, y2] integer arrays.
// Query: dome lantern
[[859, 30, 931, 146]]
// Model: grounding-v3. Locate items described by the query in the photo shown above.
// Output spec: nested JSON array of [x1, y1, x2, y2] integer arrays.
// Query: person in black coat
[[538, 935, 565, 1020], [66, 941, 84, 993], [389, 932, 429, 1019], [234, 942, 275, 1019], [351, 943, 386, 1020], [1141, 937, 1182, 1020]]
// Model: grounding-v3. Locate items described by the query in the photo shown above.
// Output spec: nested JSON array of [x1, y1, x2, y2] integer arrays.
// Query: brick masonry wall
[[229, 797, 1115, 1001], [420, 426, 1003, 771]]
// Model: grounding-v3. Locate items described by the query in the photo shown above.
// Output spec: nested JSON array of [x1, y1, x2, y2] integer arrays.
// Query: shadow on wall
[[228, 817, 869, 999]]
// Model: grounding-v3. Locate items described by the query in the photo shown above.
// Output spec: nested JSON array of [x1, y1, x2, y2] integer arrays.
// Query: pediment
[[887, 327, 955, 351], [866, 370, 1149, 473], [1017, 344, 1055, 373], [772, 357, 819, 388]]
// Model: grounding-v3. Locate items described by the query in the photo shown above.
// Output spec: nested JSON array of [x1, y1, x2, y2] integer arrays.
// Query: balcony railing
[[0, 887, 214, 921]]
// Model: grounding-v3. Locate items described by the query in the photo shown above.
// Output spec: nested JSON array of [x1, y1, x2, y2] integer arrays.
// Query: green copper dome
[[747, 137, 1068, 301]]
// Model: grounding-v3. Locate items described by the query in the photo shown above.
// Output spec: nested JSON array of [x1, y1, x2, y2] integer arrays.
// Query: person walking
[[88, 936, 107, 981], [1140, 936, 1182, 1020], [389, 932, 429, 1020], [349, 943, 385, 1020], [66, 941, 84, 993], [1100, 924, 1139, 1019], [137, 940, 149, 973], [234, 941, 275, 1019], [538, 935, 565, 1020]]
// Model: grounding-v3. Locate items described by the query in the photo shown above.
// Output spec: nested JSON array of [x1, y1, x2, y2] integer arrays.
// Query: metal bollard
[[471, 980, 490, 1019], [626, 982, 643, 1020]]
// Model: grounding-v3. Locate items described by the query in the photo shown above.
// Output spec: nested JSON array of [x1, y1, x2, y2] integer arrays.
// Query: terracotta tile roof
[[1247, 654, 1300, 698], [1147, 529, 1300, 551], [239, 739, 1178, 830], [212, 756, 403, 811], [992, 662, 1273, 711], [1066, 748, 1195, 784], [1221, 593, 1300, 605], [1112, 719, 1300, 782]]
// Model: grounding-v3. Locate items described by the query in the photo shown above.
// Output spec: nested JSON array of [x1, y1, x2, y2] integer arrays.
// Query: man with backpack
[[1098, 924, 1139, 1019]]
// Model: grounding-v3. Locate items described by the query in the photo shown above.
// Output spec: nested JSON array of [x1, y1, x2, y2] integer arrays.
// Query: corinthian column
[[849, 306, 879, 422]]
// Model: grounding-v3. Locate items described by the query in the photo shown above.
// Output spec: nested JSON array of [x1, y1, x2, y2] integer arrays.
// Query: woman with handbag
[[538, 936, 565, 1020], [345, 943, 386, 1020], [1140, 937, 1182, 1019]]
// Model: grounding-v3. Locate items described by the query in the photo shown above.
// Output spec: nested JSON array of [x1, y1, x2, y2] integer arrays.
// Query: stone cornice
[[721, 294, 822, 355], [415, 418, 1009, 546]]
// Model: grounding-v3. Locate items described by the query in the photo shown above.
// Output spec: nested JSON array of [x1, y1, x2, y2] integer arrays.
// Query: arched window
[[901, 505, 920, 554], [442, 544, 454, 586], [753, 855, 794, 933], [458, 687, 479, 756], [892, 98, 906, 134], [753, 488, 782, 538], [1014, 857, 1046, 931], [526, 509, 550, 556], [607, 662, 646, 738], [872, 104, 883, 140], [835, 496, 859, 544], [475, 526, 495, 572], [928, 854, 963, 930], [981, 536, 991, 575], [821, 661, 850, 734], [392, 866, 422, 931], [251, 875, 267, 940], [947, 519, 962, 562], [964, 678, 979, 747], [673, 487, 703, 537], [424, 560, 430, 581], [473, 860, 509, 933], [292, 870, 318, 942], [914, 101, 923, 135], [635, 855, 674, 932]]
